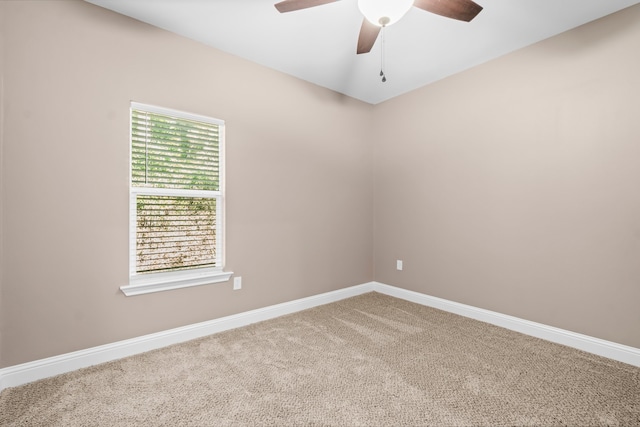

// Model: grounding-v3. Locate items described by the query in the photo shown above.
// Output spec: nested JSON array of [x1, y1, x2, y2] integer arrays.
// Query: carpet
[[1, 292, 639, 426]]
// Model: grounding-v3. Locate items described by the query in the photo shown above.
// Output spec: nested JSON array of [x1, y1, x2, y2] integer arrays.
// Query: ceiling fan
[[274, 0, 483, 54]]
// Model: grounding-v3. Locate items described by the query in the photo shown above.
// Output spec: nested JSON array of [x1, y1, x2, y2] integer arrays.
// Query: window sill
[[121, 268, 233, 296]]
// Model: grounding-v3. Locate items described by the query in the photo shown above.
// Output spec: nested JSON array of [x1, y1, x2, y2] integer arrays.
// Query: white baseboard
[[0, 282, 374, 391], [1, 281, 638, 391], [371, 282, 640, 368]]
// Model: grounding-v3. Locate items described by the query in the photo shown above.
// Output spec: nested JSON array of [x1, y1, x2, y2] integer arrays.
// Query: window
[[120, 103, 232, 296]]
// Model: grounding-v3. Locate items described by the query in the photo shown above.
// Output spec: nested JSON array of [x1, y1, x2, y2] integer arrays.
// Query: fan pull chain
[[380, 26, 387, 82]]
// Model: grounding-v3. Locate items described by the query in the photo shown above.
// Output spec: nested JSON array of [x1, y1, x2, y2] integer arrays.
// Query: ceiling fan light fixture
[[357, 0, 414, 27]]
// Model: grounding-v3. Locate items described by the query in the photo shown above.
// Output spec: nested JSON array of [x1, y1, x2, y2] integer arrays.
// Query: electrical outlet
[[233, 276, 242, 290], [397, 260, 403, 271]]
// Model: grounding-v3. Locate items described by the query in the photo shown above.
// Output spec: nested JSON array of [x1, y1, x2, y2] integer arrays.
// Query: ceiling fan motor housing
[[357, 0, 414, 27]]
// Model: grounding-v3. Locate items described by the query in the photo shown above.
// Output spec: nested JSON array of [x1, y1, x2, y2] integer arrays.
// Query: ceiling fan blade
[[357, 18, 381, 54], [274, 0, 339, 13], [413, 0, 483, 22]]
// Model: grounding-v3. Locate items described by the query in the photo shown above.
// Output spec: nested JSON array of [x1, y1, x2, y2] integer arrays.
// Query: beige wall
[[373, 5, 640, 348], [2, 1, 639, 368], [0, 2, 5, 367], [0, 0, 373, 367]]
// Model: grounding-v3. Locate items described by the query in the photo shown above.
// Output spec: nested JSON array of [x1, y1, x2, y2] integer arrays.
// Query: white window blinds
[[130, 105, 223, 275], [131, 109, 220, 191], [135, 195, 217, 273]]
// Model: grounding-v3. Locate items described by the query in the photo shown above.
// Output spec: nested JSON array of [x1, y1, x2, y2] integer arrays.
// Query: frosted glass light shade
[[357, 0, 414, 27]]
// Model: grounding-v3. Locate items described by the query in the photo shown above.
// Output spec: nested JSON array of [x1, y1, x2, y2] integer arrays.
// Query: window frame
[[120, 102, 232, 296]]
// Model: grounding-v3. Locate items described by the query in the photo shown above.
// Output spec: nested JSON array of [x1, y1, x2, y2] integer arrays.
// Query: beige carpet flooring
[[1, 292, 639, 426]]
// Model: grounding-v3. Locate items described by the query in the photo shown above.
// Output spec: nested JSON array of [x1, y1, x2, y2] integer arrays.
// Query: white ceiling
[[85, 0, 640, 104]]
